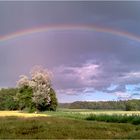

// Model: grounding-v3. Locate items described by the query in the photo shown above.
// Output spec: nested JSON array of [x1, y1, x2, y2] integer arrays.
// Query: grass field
[[57, 108, 140, 115], [0, 110, 140, 139]]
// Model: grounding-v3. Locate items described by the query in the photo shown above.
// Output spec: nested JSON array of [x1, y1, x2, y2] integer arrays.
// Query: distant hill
[[58, 100, 140, 111], [58, 103, 71, 108]]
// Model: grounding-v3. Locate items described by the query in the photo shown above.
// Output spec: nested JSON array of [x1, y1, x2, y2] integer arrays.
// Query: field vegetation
[[44, 109, 140, 125], [0, 110, 140, 139], [86, 114, 140, 125]]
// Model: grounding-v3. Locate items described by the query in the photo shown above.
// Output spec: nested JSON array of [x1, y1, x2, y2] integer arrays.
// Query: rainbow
[[0, 24, 140, 43]]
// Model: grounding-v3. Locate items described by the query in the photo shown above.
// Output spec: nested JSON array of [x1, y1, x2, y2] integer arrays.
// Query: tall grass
[[44, 110, 140, 125], [86, 114, 140, 125], [42, 110, 140, 125], [0, 111, 140, 138], [0, 116, 138, 139]]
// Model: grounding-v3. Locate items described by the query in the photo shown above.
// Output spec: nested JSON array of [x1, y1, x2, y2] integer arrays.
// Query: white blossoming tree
[[16, 66, 57, 112]]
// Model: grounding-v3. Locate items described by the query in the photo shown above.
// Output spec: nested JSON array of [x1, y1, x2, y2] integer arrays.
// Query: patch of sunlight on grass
[[0, 111, 49, 118]]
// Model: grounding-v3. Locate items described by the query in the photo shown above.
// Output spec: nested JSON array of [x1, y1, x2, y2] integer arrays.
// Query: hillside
[[58, 100, 140, 111]]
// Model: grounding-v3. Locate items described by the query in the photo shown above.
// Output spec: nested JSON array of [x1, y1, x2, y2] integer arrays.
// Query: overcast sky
[[0, 1, 140, 102]]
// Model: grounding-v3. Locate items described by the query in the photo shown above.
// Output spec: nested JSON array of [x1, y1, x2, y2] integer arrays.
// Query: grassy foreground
[[0, 110, 140, 139], [0, 116, 140, 139]]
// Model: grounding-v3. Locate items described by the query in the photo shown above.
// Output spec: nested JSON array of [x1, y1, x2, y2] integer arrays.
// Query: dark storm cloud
[[51, 32, 140, 94], [1, 1, 140, 34], [1, 1, 140, 101]]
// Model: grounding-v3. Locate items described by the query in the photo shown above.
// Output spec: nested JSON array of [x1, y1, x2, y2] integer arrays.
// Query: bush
[[132, 117, 140, 125], [0, 88, 19, 110], [86, 114, 140, 125]]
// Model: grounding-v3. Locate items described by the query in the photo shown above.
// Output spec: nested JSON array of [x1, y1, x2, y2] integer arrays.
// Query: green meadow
[[0, 109, 140, 139]]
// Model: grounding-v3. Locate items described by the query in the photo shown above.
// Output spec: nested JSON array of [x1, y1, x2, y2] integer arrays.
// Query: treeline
[[59, 100, 140, 111], [0, 87, 57, 111], [1, 87, 140, 111]]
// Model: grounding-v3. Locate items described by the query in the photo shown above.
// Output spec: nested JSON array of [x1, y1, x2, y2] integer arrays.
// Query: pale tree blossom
[[16, 75, 29, 88], [30, 65, 52, 85], [17, 66, 52, 109], [29, 81, 37, 88], [30, 66, 52, 106]]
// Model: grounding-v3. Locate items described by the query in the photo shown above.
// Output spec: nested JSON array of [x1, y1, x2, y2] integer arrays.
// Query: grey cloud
[[52, 36, 140, 94], [1, 1, 140, 101], [1, 1, 140, 35], [1, 30, 140, 96]]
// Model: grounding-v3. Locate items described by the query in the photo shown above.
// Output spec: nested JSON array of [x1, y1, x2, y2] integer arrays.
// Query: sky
[[0, 1, 140, 103]]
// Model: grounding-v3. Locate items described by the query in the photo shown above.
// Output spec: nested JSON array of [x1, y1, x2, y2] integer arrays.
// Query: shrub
[[86, 114, 140, 125], [0, 88, 19, 110]]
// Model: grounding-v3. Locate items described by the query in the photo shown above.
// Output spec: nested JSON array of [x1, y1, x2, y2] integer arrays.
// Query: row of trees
[[59, 100, 140, 111], [0, 66, 58, 112]]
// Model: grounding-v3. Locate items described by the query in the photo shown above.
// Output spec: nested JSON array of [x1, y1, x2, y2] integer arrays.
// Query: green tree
[[48, 88, 58, 111], [16, 86, 35, 111], [0, 88, 18, 110], [16, 66, 58, 112]]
